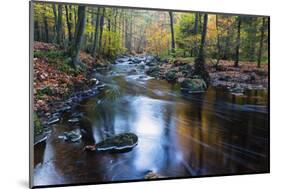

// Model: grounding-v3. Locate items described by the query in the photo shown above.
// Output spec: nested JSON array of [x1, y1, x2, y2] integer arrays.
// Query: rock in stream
[[84, 133, 138, 152]]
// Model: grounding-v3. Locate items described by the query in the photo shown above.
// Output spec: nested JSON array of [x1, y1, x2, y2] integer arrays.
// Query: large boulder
[[178, 64, 192, 72], [84, 133, 138, 152], [165, 70, 177, 81], [146, 61, 158, 67], [95, 133, 138, 152], [137, 61, 146, 69], [145, 55, 156, 63], [146, 66, 160, 77], [181, 78, 207, 93]]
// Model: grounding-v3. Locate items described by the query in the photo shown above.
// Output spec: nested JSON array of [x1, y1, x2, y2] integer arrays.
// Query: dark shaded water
[[34, 60, 269, 186]]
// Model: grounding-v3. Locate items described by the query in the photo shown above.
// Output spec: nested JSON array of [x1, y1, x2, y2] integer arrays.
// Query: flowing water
[[33, 57, 269, 186]]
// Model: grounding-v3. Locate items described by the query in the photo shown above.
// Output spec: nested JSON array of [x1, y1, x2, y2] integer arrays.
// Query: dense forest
[[33, 3, 269, 68]]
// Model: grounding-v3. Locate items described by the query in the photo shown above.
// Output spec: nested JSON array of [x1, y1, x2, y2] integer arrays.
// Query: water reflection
[[34, 62, 269, 186]]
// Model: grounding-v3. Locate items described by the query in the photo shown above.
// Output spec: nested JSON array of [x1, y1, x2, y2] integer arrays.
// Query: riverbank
[[144, 56, 268, 93], [33, 42, 109, 143]]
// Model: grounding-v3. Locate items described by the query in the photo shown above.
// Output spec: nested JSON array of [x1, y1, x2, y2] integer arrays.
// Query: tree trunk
[[129, 11, 133, 52], [92, 7, 100, 58], [169, 11, 175, 54], [194, 14, 210, 83], [99, 8, 105, 53], [34, 20, 40, 41], [52, 4, 58, 43], [56, 4, 63, 45], [194, 13, 199, 34], [234, 16, 241, 67], [74, 7, 77, 29], [216, 15, 221, 66], [70, 6, 86, 67], [125, 14, 130, 51], [43, 6, 49, 43], [90, 8, 94, 42], [108, 16, 111, 55], [113, 8, 118, 32], [248, 17, 257, 61], [65, 5, 73, 45], [192, 13, 199, 57], [257, 17, 266, 68]]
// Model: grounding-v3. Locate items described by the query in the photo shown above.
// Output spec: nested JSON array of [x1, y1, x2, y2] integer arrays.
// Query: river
[[33, 57, 269, 186]]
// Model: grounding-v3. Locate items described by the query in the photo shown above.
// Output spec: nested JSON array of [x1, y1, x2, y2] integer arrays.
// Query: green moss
[[35, 86, 53, 100], [34, 50, 84, 75], [34, 112, 43, 136], [34, 50, 65, 59]]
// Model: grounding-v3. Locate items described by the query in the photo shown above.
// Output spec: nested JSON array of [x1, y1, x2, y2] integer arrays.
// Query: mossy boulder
[[146, 62, 158, 67], [165, 70, 177, 81], [96, 133, 138, 152], [146, 66, 160, 77], [181, 78, 207, 93]]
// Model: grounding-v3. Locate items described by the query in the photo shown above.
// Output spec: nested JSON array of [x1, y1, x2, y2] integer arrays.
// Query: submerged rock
[[70, 112, 84, 119], [229, 85, 245, 95], [146, 62, 158, 67], [56, 105, 71, 113], [68, 117, 80, 123], [137, 61, 146, 69], [181, 78, 207, 93], [144, 171, 165, 179], [34, 134, 48, 146], [59, 130, 82, 142], [128, 69, 137, 74], [46, 116, 60, 125], [84, 133, 138, 152]]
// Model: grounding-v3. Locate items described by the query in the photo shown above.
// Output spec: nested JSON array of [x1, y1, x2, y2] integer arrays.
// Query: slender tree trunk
[[92, 7, 100, 58], [198, 14, 202, 32], [52, 4, 58, 43], [122, 12, 126, 48], [108, 16, 111, 55], [74, 7, 77, 31], [257, 17, 266, 68], [169, 11, 175, 54], [216, 15, 221, 66], [34, 20, 40, 41], [248, 17, 257, 61], [192, 13, 199, 57], [113, 8, 118, 32], [129, 11, 133, 52], [194, 13, 199, 34], [70, 6, 86, 67], [90, 8, 94, 42], [56, 5, 63, 45], [234, 16, 241, 67], [194, 14, 209, 83], [43, 6, 49, 43], [99, 8, 105, 53], [65, 5, 73, 45], [125, 17, 129, 50]]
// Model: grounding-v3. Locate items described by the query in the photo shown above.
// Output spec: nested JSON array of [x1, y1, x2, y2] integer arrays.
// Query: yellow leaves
[[145, 23, 169, 55]]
